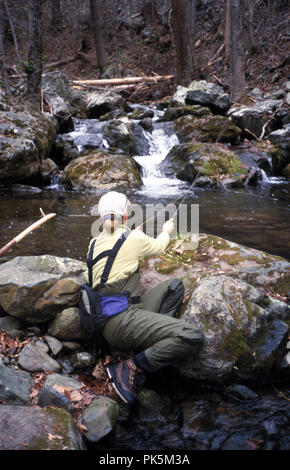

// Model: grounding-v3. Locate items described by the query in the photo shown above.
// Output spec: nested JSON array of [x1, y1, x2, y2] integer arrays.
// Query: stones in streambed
[[0, 405, 85, 450], [0, 357, 34, 405], [160, 142, 248, 188], [0, 255, 86, 324], [18, 340, 61, 373], [81, 396, 119, 442], [62, 150, 142, 191]]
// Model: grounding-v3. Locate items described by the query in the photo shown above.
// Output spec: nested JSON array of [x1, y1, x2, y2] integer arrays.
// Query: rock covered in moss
[[63, 150, 142, 190], [160, 142, 248, 187], [179, 275, 289, 384], [0, 405, 85, 449], [174, 115, 242, 144]]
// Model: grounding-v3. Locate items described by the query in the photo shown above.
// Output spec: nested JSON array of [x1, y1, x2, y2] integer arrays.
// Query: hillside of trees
[[0, 0, 289, 105]]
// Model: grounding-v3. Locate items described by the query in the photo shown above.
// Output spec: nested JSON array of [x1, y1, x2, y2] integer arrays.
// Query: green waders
[[102, 275, 204, 374]]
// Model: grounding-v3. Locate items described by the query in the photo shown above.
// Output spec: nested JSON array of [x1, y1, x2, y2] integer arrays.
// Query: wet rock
[[63, 150, 142, 190], [161, 105, 212, 122], [223, 384, 259, 402], [185, 80, 231, 113], [81, 396, 119, 443], [160, 142, 248, 187], [86, 90, 131, 119], [18, 341, 61, 373], [268, 123, 290, 146], [39, 158, 60, 183], [228, 99, 284, 138], [0, 108, 55, 184], [0, 357, 34, 405], [103, 118, 138, 155], [174, 115, 241, 144], [0, 405, 85, 449], [0, 255, 86, 324], [129, 107, 154, 120], [48, 307, 86, 341]]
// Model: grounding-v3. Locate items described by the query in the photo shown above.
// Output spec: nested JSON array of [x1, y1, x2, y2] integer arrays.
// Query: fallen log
[[70, 75, 174, 87], [0, 211, 56, 258]]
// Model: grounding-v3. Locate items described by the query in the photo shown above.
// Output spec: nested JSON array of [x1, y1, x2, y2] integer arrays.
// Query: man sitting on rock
[[86, 191, 204, 406]]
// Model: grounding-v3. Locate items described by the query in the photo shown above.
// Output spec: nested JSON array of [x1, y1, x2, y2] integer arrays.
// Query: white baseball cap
[[98, 191, 129, 219]]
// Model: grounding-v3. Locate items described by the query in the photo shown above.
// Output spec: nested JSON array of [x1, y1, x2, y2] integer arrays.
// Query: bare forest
[[0, 0, 289, 105]]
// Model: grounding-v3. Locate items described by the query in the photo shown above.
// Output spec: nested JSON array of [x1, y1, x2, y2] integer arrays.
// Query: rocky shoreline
[[0, 233, 289, 449]]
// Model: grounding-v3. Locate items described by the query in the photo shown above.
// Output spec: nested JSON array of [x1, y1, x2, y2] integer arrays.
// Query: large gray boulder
[[63, 150, 142, 191], [228, 99, 284, 138], [179, 275, 289, 384], [0, 405, 85, 449], [0, 255, 86, 324], [0, 108, 55, 183], [185, 80, 231, 113], [86, 89, 131, 118]]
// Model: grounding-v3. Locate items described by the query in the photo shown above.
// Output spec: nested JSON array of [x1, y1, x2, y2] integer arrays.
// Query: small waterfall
[[134, 123, 182, 197]]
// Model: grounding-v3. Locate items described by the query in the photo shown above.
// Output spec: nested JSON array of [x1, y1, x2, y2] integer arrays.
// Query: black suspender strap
[[87, 232, 129, 288]]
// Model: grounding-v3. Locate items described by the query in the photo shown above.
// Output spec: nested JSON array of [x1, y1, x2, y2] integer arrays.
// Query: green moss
[[220, 329, 252, 363], [219, 252, 245, 265]]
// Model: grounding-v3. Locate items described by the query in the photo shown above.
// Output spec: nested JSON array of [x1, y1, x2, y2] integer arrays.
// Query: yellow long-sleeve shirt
[[86, 226, 170, 290]]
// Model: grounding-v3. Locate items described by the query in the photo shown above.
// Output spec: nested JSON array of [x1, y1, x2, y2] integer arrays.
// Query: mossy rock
[[0, 405, 85, 450], [63, 150, 142, 190], [174, 115, 241, 145], [160, 142, 248, 186], [160, 105, 212, 122]]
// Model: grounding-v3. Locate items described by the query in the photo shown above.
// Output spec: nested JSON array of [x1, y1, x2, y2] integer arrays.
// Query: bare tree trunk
[[0, 0, 10, 94], [3, 0, 22, 72], [26, 0, 43, 109], [224, 0, 230, 62], [90, 0, 106, 74], [51, 0, 62, 34], [246, 0, 257, 53], [229, 0, 245, 101], [171, 0, 196, 86]]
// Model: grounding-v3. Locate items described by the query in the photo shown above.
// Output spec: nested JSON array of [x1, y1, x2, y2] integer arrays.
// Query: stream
[[0, 106, 290, 450]]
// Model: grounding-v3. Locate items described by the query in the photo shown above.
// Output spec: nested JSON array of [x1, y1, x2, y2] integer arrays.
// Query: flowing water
[[0, 107, 290, 450], [0, 109, 289, 262]]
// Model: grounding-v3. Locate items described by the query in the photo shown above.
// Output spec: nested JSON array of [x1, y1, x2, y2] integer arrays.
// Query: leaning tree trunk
[[171, 0, 196, 87], [229, 0, 245, 101], [90, 0, 106, 74], [26, 0, 43, 109]]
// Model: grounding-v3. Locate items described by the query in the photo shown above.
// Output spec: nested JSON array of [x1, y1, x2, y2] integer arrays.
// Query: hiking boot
[[106, 358, 145, 406]]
